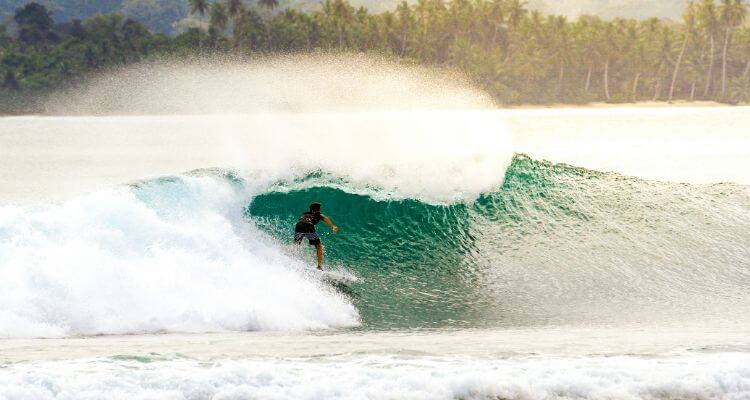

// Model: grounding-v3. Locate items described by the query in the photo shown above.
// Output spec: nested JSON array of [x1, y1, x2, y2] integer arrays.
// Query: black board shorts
[[294, 231, 321, 246], [295, 222, 321, 245]]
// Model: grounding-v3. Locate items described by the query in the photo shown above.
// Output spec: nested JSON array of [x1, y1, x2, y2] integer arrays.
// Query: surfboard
[[311, 268, 361, 285]]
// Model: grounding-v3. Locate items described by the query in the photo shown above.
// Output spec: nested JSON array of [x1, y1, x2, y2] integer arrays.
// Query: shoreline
[[1, 100, 747, 117], [504, 100, 749, 109]]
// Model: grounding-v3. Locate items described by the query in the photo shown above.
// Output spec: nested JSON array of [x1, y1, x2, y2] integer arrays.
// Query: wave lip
[[0, 174, 359, 338]]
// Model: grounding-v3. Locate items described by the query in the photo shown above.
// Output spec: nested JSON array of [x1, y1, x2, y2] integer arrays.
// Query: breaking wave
[[1, 155, 748, 337]]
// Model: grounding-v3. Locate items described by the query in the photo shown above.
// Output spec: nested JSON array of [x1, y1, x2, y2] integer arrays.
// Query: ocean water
[[1, 106, 749, 399]]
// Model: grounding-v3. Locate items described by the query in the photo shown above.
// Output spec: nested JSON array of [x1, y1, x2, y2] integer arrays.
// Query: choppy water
[[1, 107, 749, 399]]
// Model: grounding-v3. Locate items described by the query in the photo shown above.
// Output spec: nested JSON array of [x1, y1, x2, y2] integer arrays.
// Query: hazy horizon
[[2, 0, 691, 29], [347, 0, 687, 19]]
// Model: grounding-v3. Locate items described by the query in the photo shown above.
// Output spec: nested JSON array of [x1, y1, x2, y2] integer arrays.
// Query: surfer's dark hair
[[310, 202, 321, 212]]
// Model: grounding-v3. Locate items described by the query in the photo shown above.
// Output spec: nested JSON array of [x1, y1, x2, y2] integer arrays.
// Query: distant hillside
[[1, 0, 691, 35], [0, 0, 188, 34]]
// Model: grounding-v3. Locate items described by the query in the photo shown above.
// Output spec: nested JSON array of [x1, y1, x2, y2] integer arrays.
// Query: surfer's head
[[310, 202, 321, 212]]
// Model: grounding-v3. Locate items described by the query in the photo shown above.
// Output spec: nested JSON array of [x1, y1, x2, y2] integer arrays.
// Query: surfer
[[294, 202, 338, 270]]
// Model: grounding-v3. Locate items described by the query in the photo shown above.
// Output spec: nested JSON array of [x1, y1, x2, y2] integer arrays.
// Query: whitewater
[[1, 56, 749, 399]]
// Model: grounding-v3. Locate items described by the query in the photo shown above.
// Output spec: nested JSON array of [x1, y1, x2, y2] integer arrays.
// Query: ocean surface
[[1, 106, 749, 399]]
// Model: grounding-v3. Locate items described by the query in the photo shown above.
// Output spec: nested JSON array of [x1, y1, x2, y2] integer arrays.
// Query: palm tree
[[380, 10, 396, 50], [734, 1, 748, 75], [354, 7, 378, 51], [621, 19, 646, 101], [211, 2, 229, 33], [670, 1, 697, 101], [447, 0, 472, 46], [684, 11, 706, 100], [685, 53, 703, 99], [697, 0, 719, 97], [414, 0, 430, 36], [719, 0, 747, 97], [729, 76, 750, 102], [653, 26, 675, 100], [234, 8, 264, 52], [487, 0, 505, 50], [505, 0, 526, 31], [227, 0, 243, 19], [601, 21, 619, 101], [225, 0, 244, 46], [414, 0, 433, 57], [332, 0, 354, 48], [630, 42, 647, 101], [395, 1, 414, 56], [259, 0, 279, 49], [259, 0, 279, 11], [502, 0, 526, 62], [549, 15, 570, 98], [737, 27, 750, 81], [574, 16, 601, 93], [189, 0, 210, 52]]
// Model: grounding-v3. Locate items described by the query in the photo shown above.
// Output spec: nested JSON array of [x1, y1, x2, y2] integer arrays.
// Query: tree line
[[0, 0, 189, 34], [1, 0, 749, 112]]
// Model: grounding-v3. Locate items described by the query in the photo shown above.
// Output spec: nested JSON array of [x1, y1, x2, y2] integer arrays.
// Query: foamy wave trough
[[1, 353, 748, 400]]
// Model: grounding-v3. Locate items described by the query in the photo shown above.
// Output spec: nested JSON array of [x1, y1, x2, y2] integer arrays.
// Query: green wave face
[[249, 186, 479, 328], [248, 155, 750, 329]]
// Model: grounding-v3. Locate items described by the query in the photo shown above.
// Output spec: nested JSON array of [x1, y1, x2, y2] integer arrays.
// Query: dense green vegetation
[[1, 0, 749, 113]]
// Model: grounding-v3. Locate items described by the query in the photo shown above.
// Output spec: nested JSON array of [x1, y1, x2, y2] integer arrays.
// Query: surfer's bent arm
[[322, 215, 339, 233]]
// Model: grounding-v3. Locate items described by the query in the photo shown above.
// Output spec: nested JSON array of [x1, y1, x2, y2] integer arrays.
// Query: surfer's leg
[[315, 243, 323, 269]]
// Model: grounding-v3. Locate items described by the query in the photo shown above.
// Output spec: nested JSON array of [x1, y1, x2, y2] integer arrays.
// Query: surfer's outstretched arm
[[322, 215, 339, 233]]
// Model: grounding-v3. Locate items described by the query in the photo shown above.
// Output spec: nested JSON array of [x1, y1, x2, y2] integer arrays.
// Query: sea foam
[[0, 174, 359, 338], [0, 353, 748, 400]]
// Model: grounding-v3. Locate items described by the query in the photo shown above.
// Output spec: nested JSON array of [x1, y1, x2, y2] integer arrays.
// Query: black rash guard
[[295, 211, 324, 233]]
